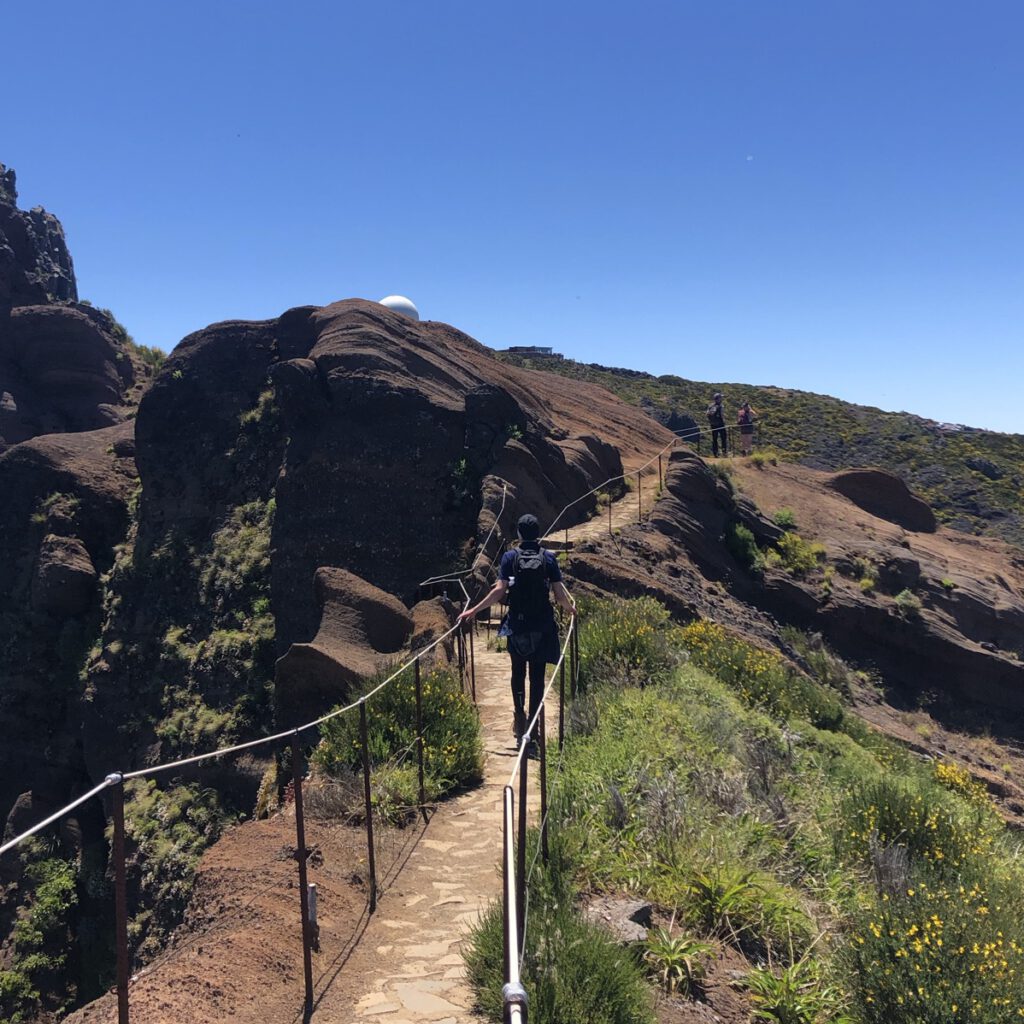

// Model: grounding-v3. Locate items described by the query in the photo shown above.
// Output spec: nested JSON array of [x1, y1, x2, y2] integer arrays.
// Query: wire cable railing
[[3, 403, 759, 1022]]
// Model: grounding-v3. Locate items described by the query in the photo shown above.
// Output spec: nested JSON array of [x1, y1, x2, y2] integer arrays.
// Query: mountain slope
[[497, 354, 1024, 546]]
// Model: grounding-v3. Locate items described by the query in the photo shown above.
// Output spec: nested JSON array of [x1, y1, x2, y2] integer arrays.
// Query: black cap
[[517, 514, 540, 540]]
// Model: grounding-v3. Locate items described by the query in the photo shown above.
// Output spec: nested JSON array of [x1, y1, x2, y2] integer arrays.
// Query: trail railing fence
[[2, 410, 758, 1022]]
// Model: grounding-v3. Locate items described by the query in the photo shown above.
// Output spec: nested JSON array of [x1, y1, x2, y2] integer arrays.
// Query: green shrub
[[750, 450, 775, 469], [643, 928, 714, 995], [576, 595, 682, 692], [774, 532, 826, 577], [846, 879, 1024, 1022], [726, 521, 764, 573], [741, 955, 851, 1024], [893, 588, 923, 618], [680, 621, 844, 729], [684, 866, 812, 961], [773, 507, 797, 530], [465, 850, 655, 1024], [0, 846, 79, 1022], [837, 778, 1000, 877], [859, 575, 876, 594], [313, 665, 482, 812]]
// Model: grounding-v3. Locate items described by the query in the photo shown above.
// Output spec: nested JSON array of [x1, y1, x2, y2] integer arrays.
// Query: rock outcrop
[[275, 568, 415, 724], [0, 163, 77, 315], [0, 166, 153, 451], [828, 468, 937, 533]]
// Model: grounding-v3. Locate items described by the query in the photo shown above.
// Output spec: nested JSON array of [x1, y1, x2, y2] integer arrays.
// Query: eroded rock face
[[0, 167, 152, 451], [0, 163, 77, 315], [0, 423, 136, 847], [82, 298, 662, 785], [275, 568, 414, 724], [829, 468, 937, 533], [0, 305, 142, 448]]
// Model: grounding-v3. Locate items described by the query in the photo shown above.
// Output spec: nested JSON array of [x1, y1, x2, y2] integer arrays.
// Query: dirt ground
[[65, 810, 414, 1024]]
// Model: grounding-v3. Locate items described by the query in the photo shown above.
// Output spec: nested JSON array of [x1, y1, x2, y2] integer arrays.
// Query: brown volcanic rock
[[0, 422, 136, 851], [829, 467, 937, 532], [0, 163, 77, 315], [0, 167, 153, 451], [275, 568, 414, 725], [0, 304, 142, 448], [724, 459, 1024, 714], [30, 533, 97, 616], [86, 297, 667, 776]]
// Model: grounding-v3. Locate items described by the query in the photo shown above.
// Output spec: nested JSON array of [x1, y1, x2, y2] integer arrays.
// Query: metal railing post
[[558, 655, 565, 750], [516, 747, 528, 938], [107, 773, 130, 1024], [637, 472, 642, 523], [658, 454, 663, 492], [457, 628, 467, 692], [502, 785, 527, 1024], [414, 659, 427, 817], [359, 700, 378, 912], [539, 706, 549, 867], [468, 623, 477, 702], [608, 494, 612, 536], [290, 734, 314, 1016]]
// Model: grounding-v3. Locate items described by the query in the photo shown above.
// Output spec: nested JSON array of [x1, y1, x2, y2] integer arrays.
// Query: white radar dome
[[377, 295, 420, 321]]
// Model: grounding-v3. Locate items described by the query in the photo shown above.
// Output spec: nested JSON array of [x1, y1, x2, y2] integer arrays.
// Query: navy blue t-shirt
[[499, 544, 561, 632]]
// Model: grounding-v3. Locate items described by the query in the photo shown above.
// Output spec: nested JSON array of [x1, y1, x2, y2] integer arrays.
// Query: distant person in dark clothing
[[706, 392, 728, 457], [737, 401, 757, 455], [457, 514, 576, 753]]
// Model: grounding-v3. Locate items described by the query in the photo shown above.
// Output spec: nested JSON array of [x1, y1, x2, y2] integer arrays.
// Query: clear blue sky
[[5, 1, 1023, 432]]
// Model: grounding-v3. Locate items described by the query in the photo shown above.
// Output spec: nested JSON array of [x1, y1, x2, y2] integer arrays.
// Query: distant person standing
[[457, 514, 576, 754], [706, 392, 728, 457], [737, 401, 758, 455]]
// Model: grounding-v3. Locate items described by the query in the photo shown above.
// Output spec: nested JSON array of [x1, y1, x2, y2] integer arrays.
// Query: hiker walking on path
[[706, 392, 728, 457], [737, 400, 758, 455], [457, 513, 576, 753]]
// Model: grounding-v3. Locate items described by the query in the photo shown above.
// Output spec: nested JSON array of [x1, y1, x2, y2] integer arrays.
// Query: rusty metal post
[[460, 626, 468, 692], [559, 652, 568, 748], [290, 734, 314, 1016], [608, 493, 612, 536], [414, 659, 426, 817], [658, 454, 663, 491], [359, 700, 378, 912], [468, 622, 477, 702], [516, 749, 528, 937], [637, 472, 642, 523], [539, 706, 549, 867], [108, 773, 130, 1024], [573, 618, 580, 697]]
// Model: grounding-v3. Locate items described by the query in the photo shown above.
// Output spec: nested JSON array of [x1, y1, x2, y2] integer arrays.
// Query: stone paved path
[[314, 488, 643, 1023], [314, 634, 519, 1023]]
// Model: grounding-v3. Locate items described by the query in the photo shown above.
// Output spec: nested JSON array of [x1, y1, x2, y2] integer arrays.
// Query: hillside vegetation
[[469, 596, 1024, 1024], [497, 354, 1024, 547]]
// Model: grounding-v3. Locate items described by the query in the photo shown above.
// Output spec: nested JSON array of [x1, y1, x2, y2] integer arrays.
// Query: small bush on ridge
[[314, 665, 482, 815]]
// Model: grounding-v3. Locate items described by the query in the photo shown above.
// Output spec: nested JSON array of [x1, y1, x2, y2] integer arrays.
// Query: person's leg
[[525, 658, 548, 752], [526, 658, 547, 726], [509, 651, 527, 740], [720, 425, 728, 456], [711, 427, 719, 457]]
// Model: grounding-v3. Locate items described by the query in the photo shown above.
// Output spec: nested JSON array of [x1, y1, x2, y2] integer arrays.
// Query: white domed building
[[377, 295, 420, 321]]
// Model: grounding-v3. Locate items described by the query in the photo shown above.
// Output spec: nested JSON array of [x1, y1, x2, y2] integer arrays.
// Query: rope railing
[[0, 485, 510, 1023], [2, 404, 762, 1022]]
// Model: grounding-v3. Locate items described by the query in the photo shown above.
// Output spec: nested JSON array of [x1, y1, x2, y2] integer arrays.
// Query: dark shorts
[[499, 618, 562, 664]]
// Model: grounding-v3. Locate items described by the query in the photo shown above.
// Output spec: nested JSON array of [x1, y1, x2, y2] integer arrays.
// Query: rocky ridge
[[0, 170, 1022, 1018]]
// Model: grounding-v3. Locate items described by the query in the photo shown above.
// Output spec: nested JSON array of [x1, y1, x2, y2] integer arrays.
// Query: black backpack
[[508, 547, 550, 619]]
